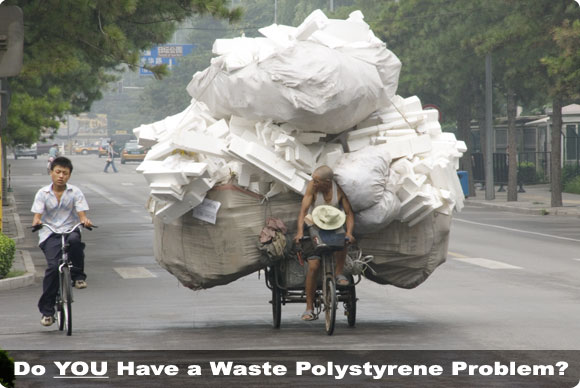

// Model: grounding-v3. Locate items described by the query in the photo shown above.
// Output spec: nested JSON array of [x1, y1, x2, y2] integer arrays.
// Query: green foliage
[[0, 349, 15, 388], [4, 0, 241, 146], [518, 161, 537, 185], [564, 176, 580, 194], [0, 233, 16, 279], [562, 164, 580, 187]]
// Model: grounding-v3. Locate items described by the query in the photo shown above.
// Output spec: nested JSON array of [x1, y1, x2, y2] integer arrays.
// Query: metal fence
[[472, 152, 550, 185]]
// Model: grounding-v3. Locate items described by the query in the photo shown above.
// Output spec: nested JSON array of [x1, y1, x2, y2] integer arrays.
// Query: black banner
[[2, 350, 580, 387]]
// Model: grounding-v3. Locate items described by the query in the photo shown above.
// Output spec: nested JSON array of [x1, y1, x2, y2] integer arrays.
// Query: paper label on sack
[[192, 198, 221, 224]]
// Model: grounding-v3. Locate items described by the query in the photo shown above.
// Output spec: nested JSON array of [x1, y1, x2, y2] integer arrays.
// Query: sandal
[[301, 309, 316, 321], [336, 274, 350, 287]]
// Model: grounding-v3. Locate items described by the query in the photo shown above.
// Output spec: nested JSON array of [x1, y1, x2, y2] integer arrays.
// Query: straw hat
[[312, 205, 346, 230]]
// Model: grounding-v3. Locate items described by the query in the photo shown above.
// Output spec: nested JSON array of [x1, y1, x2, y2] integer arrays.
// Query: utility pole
[[274, 0, 277, 24], [0, 6, 24, 229], [485, 53, 495, 200], [330, 0, 334, 12]]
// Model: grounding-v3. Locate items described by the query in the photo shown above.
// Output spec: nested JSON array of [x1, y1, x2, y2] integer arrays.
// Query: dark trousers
[[104, 159, 118, 172], [38, 230, 86, 316]]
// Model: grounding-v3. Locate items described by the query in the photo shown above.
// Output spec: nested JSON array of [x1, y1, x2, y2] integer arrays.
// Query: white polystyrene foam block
[[294, 9, 328, 41], [347, 136, 372, 152], [294, 142, 314, 170], [144, 141, 176, 161], [417, 121, 442, 136], [143, 170, 190, 186], [180, 162, 208, 177], [156, 190, 206, 224], [173, 131, 227, 158], [322, 18, 370, 44], [229, 116, 257, 136], [206, 119, 229, 139], [296, 132, 326, 144], [398, 96, 423, 114], [347, 125, 382, 140], [258, 24, 296, 49]]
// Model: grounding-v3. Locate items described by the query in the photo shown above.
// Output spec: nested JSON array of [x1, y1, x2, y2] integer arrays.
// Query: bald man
[[294, 165, 355, 321]]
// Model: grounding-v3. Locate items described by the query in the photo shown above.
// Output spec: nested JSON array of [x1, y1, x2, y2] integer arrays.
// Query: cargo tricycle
[[265, 228, 361, 336]]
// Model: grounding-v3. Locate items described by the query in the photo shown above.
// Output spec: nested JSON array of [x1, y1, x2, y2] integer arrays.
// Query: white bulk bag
[[334, 146, 391, 212], [187, 40, 388, 134]]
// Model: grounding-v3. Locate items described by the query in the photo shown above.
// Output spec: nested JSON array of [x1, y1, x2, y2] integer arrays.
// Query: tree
[[3, 0, 241, 146], [541, 5, 580, 207]]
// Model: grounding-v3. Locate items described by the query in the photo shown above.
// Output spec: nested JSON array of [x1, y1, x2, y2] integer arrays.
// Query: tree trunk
[[457, 87, 474, 197], [550, 97, 563, 207], [507, 88, 518, 201]]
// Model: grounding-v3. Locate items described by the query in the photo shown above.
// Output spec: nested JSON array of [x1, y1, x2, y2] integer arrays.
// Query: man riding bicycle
[[31, 156, 93, 327], [294, 165, 355, 321]]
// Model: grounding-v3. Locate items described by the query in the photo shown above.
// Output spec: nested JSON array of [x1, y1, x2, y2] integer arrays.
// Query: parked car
[[98, 138, 111, 158], [14, 144, 38, 159], [74, 142, 100, 155], [120, 142, 147, 164]]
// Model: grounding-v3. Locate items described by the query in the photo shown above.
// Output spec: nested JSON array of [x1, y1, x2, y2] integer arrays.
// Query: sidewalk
[[0, 192, 36, 291], [465, 183, 580, 217]]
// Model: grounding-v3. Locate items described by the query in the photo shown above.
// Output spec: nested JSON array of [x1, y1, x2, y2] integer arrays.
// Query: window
[[523, 128, 536, 152], [495, 129, 507, 152], [565, 124, 578, 161]]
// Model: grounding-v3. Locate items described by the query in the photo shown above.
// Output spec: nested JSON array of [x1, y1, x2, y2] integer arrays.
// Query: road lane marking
[[452, 257, 522, 269], [121, 182, 134, 186], [448, 251, 522, 269], [454, 218, 580, 243], [83, 183, 129, 206], [114, 267, 156, 279]]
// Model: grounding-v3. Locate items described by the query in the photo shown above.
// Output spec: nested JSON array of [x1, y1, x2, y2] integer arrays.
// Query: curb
[[465, 200, 580, 217], [0, 250, 35, 291], [0, 192, 37, 291]]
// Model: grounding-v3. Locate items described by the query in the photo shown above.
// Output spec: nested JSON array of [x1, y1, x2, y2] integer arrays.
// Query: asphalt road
[[1, 155, 580, 351]]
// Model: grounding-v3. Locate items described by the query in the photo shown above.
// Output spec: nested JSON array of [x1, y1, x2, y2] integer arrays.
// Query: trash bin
[[457, 171, 469, 197]]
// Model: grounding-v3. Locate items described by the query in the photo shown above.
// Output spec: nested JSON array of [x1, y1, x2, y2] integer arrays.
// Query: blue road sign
[[140, 44, 195, 75]]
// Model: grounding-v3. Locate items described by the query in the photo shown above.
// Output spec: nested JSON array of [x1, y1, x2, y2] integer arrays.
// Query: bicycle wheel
[[345, 277, 357, 328], [324, 276, 336, 335], [56, 291, 64, 331], [61, 266, 73, 336], [270, 266, 282, 329]]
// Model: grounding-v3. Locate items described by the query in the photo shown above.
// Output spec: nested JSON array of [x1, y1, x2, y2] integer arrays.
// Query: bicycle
[[32, 222, 95, 336]]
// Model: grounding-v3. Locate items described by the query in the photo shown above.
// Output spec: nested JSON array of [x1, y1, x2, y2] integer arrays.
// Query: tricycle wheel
[[345, 276, 356, 327], [270, 266, 282, 329]]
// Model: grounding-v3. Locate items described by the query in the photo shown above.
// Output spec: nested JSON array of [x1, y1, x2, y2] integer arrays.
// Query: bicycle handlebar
[[31, 222, 97, 234]]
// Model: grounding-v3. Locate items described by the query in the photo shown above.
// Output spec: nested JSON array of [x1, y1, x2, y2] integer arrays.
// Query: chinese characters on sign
[[140, 44, 195, 75]]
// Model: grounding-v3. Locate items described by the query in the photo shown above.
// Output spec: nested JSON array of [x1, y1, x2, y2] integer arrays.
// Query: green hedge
[[564, 176, 580, 194], [0, 348, 15, 388], [0, 233, 16, 279], [518, 161, 537, 184]]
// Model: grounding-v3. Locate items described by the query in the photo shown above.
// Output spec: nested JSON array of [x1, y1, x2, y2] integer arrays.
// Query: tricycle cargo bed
[[152, 184, 451, 291]]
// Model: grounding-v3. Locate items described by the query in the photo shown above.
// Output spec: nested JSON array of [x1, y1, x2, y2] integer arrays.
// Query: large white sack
[[354, 189, 400, 234], [334, 146, 391, 212], [360, 212, 451, 289], [187, 40, 388, 134], [153, 185, 302, 290]]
